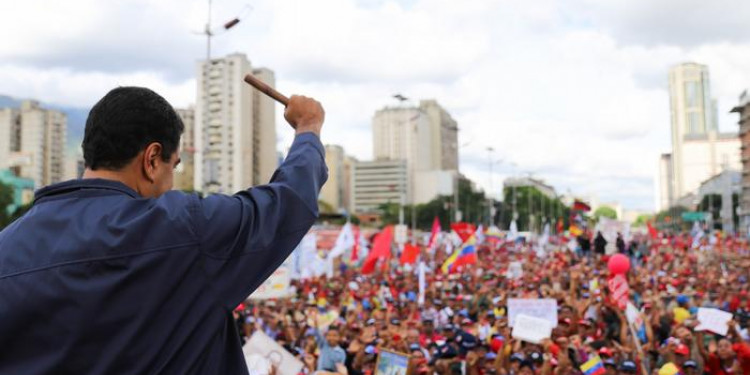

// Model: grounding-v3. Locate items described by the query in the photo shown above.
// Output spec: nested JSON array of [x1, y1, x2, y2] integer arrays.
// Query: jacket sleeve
[[194, 132, 328, 309]]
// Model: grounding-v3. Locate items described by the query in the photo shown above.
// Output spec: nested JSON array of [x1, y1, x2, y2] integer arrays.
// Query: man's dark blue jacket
[[0, 133, 327, 374]]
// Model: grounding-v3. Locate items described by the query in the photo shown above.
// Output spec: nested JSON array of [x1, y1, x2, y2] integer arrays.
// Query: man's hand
[[284, 95, 324, 136]]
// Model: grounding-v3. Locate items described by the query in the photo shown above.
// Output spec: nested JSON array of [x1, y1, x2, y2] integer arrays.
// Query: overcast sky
[[2, 0, 750, 212]]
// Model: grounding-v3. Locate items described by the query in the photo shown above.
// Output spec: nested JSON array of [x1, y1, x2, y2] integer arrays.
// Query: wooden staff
[[243, 74, 289, 106]]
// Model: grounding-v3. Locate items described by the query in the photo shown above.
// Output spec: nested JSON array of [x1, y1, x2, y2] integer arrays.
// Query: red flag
[[362, 226, 393, 275], [556, 218, 564, 234], [427, 217, 440, 251], [351, 226, 360, 262], [573, 200, 591, 212], [647, 221, 658, 240], [400, 244, 420, 265], [451, 222, 476, 243]]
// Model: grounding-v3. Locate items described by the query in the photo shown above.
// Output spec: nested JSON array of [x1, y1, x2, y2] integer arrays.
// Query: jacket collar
[[35, 178, 140, 201]]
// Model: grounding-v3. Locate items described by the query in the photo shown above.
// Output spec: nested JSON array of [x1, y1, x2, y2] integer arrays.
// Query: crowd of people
[[234, 225, 750, 375]]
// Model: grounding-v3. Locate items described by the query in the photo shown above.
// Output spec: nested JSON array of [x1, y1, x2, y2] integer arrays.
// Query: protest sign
[[508, 298, 558, 327], [375, 349, 409, 375], [249, 266, 292, 299], [507, 261, 523, 280], [512, 314, 552, 344], [695, 307, 733, 336], [607, 274, 629, 309], [625, 302, 642, 326], [243, 331, 303, 375]]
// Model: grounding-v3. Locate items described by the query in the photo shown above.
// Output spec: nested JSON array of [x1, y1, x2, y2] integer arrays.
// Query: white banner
[[508, 298, 558, 328], [512, 314, 552, 344], [506, 261, 523, 280], [249, 267, 292, 299]]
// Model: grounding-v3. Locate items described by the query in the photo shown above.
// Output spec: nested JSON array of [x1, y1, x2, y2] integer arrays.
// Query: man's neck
[[82, 168, 140, 195]]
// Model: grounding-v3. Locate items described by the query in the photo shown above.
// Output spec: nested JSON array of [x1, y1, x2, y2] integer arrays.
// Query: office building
[[419, 100, 459, 171], [0, 100, 66, 188], [733, 90, 750, 234], [659, 63, 741, 209], [351, 159, 408, 214], [320, 144, 346, 213], [194, 53, 277, 194]]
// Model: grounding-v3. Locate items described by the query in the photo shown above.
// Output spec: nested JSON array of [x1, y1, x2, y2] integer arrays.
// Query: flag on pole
[[350, 226, 361, 262], [580, 356, 606, 375], [418, 261, 426, 306], [362, 226, 393, 275], [329, 222, 354, 258], [486, 225, 502, 242], [573, 200, 591, 212], [399, 243, 420, 265], [441, 234, 478, 273], [570, 224, 583, 237], [508, 220, 518, 241], [427, 217, 440, 252], [451, 222, 476, 243], [475, 224, 485, 245]]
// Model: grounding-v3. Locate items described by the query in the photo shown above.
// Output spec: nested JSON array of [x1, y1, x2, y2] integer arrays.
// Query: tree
[[632, 214, 652, 227], [499, 186, 570, 232], [594, 206, 617, 221], [0, 181, 14, 228]]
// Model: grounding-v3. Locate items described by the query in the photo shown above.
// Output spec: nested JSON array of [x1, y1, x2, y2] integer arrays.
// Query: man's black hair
[[83, 86, 184, 170]]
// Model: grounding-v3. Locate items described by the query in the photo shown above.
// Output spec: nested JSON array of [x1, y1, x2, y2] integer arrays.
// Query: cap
[[422, 317, 434, 323], [485, 352, 498, 360], [676, 295, 689, 305], [443, 323, 456, 331], [674, 344, 689, 356], [529, 352, 543, 363], [683, 360, 697, 368], [365, 345, 377, 355], [390, 318, 401, 326], [409, 343, 421, 352], [620, 360, 637, 372], [459, 333, 478, 349], [461, 318, 473, 326], [598, 347, 613, 357], [510, 353, 525, 362], [366, 318, 376, 326], [603, 358, 617, 367]]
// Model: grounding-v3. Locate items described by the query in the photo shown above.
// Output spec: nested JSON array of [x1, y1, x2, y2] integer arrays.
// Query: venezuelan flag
[[580, 356, 606, 375], [441, 235, 477, 273]]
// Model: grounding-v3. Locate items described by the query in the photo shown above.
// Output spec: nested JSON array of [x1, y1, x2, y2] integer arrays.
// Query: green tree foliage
[[594, 206, 618, 221], [499, 186, 570, 232]]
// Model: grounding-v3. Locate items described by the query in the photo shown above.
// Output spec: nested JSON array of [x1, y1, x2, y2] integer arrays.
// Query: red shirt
[[705, 343, 750, 375]]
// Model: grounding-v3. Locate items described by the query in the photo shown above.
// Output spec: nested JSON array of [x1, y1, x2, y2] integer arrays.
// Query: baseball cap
[[409, 343, 421, 352], [603, 358, 617, 367], [674, 344, 690, 356], [683, 360, 698, 368], [620, 360, 637, 372], [510, 353, 525, 362]]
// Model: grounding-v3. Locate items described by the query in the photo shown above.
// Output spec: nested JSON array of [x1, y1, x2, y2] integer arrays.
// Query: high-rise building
[[659, 63, 741, 209], [320, 144, 346, 213], [194, 53, 277, 194], [657, 153, 674, 210], [174, 107, 195, 191], [733, 90, 750, 234], [351, 159, 408, 214], [0, 100, 66, 188], [419, 100, 459, 171]]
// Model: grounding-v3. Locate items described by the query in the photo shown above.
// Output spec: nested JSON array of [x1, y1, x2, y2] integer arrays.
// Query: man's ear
[[142, 142, 163, 183]]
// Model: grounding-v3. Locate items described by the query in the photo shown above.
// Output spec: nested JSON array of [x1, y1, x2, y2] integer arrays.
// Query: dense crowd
[[234, 228, 750, 375]]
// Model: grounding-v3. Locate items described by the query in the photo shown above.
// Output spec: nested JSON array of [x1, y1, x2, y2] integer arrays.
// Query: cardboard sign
[[243, 331, 303, 375], [508, 298, 558, 327], [695, 307, 733, 336], [512, 314, 552, 344], [249, 267, 292, 299], [607, 274, 629, 309], [375, 349, 410, 375]]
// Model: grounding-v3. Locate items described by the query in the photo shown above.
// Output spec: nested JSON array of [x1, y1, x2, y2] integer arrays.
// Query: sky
[[2, 0, 750, 212]]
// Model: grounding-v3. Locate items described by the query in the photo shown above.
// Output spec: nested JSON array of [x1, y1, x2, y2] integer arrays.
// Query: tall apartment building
[[733, 90, 750, 234], [0, 100, 66, 188], [194, 53, 277, 194], [659, 63, 741, 209], [419, 100, 459, 171], [174, 107, 195, 191], [351, 160, 408, 214]]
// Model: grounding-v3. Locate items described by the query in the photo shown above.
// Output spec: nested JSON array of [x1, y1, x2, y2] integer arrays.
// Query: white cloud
[[1, 0, 749, 212]]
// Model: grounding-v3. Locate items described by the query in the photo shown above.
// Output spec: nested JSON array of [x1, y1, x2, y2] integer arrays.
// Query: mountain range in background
[[0, 94, 89, 152]]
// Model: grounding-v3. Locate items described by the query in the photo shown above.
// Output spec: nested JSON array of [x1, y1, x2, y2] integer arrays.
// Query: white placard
[[249, 267, 292, 299], [507, 261, 523, 280], [243, 331, 303, 375], [512, 314, 552, 344], [626, 302, 643, 326], [695, 307, 733, 336], [395, 224, 408, 244], [508, 298, 558, 328]]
